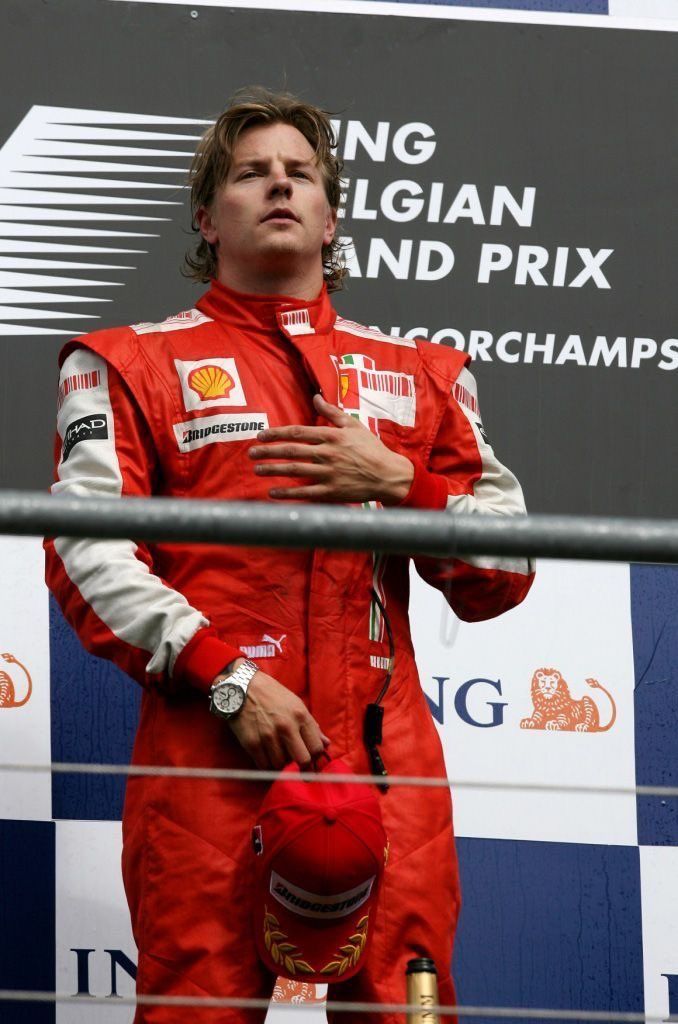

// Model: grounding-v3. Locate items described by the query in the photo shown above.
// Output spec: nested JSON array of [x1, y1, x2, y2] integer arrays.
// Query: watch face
[[213, 683, 245, 715]]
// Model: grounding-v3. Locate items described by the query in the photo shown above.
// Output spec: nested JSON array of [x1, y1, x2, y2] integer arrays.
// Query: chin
[[256, 241, 310, 265]]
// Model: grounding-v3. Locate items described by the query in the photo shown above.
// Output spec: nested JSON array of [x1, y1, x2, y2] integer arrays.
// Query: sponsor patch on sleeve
[[453, 369, 481, 418], [61, 413, 109, 462], [174, 413, 269, 452], [58, 368, 103, 410]]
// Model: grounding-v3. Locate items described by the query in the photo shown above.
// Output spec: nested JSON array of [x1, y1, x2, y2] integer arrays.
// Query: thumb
[[313, 391, 351, 426]]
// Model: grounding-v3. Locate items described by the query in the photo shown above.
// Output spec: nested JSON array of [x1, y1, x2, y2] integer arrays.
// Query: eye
[[238, 170, 259, 180], [292, 170, 311, 180]]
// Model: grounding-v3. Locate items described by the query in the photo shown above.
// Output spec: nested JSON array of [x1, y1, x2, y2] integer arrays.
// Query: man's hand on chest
[[248, 393, 414, 505]]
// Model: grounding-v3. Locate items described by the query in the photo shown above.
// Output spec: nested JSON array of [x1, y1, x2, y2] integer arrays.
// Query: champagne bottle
[[406, 957, 440, 1024]]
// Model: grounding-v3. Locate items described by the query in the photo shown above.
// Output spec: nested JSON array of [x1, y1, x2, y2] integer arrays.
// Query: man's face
[[197, 121, 337, 286]]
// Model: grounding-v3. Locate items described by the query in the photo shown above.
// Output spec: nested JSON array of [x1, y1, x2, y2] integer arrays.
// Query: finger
[[264, 733, 288, 772], [256, 425, 332, 444], [249, 443, 326, 462], [269, 484, 333, 501], [255, 463, 329, 478], [299, 719, 328, 761], [313, 392, 351, 426], [283, 728, 313, 769], [322, 734, 331, 747], [247, 745, 271, 771]]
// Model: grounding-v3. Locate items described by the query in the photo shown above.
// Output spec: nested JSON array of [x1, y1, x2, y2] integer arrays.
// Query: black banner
[[0, 0, 675, 516]]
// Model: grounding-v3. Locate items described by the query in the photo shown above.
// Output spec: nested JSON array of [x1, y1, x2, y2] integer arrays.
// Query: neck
[[215, 261, 324, 302]]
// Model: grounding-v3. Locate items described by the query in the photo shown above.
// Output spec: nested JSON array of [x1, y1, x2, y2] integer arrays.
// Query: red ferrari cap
[[252, 757, 388, 984]]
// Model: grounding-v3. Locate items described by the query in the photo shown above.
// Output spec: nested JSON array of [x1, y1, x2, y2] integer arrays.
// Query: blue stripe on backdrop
[[49, 597, 138, 821], [362, 1, 609, 12], [0, 820, 55, 1024], [453, 838, 644, 1023], [631, 565, 678, 846]]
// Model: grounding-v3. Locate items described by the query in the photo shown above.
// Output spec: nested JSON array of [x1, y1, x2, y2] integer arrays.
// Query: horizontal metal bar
[[0, 760, 674, 797], [3, 489, 678, 563], [0, 989, 665, 1021]]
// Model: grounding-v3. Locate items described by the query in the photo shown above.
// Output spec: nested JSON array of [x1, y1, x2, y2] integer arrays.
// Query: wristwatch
[[209, 659, 259, 720]]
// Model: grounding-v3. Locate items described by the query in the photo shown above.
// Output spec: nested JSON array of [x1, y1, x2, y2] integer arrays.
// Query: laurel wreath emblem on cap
[[320, 915, 369, 977], [264, 908, 314, 975], [263, 908, 370, 978]]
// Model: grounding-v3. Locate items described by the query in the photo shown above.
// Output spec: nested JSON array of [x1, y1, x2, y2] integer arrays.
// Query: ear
[[323, 205, 338, 248], [196, 204, 218, 246]]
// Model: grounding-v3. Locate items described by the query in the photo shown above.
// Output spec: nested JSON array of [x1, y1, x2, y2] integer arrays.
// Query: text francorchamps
[[383, 327, 678, 371]]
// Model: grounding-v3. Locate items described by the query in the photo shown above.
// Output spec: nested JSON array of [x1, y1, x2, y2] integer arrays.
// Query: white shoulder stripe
[[334, 317, 417, 348], [52, 349, 209, 676], [131, 308, 213, 335]]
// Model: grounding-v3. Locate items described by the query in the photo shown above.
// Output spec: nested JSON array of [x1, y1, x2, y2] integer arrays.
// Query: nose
[[267, 166, 293, 199]]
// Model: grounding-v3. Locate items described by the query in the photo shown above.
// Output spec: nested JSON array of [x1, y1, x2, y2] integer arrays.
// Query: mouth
[[262, 209, 299, 223]]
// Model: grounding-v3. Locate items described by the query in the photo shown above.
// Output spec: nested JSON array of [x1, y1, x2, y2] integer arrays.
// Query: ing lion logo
[[520, 668, 616, 733], [0, 653, 32, 709]]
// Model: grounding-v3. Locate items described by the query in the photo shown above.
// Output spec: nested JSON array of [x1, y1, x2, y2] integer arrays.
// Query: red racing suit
[[45, 279, 534, 1023]]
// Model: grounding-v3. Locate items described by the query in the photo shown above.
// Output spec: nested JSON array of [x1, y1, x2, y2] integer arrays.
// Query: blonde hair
[[184, 87, 346, 291]]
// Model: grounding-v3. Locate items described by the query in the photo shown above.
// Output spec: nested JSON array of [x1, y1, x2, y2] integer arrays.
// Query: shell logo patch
[[174, 357, 246, 411], [188, 364, 234, 401]]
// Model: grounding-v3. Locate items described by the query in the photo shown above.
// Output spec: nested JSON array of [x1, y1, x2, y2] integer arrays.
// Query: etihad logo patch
[[174, 413, 269, 452], [175, 357, 245, 411], [62, 413, 108, 462], [270, 870, 375, 921]]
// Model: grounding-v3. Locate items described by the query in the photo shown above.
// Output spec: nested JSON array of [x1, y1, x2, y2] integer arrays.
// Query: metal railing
[[4, 489, 678, 563], [2, 489, 673, 1022]]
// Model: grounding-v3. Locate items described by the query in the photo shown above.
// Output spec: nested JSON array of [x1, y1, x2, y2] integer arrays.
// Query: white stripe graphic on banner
[[0, 106, 209, 337]]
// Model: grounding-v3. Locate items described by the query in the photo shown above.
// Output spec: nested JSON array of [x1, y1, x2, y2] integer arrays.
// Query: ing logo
[[0, 652, 32, 709], [520, 668, 616, 733]]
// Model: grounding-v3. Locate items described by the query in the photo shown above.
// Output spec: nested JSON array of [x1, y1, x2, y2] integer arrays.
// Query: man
[[46, 88, 535, 1023]]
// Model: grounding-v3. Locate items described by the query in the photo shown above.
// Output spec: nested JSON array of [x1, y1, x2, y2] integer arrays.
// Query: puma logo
[[240, 634, 287, 659], [262, 634, 286, 654]]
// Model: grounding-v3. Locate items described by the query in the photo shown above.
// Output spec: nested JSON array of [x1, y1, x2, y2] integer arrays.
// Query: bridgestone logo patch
[[174, 413, 269, 452], [62, 414, 108, 462], [269, 869, 375, 920]]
